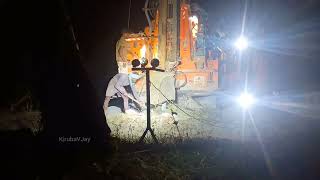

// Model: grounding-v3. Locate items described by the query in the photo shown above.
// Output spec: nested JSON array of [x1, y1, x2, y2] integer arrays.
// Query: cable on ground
[[150, 81, 230, 129]]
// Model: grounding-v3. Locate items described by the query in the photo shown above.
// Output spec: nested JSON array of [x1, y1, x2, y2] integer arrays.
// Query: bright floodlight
[[237, 92, 255, 109], [235, 36, 248, 50]]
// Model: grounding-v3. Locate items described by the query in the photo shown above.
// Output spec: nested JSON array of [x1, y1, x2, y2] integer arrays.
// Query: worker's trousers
[[103, 93, 129, 114]]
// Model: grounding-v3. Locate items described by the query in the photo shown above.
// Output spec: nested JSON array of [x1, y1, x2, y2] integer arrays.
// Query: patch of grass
[[64, 137, 271, 180]]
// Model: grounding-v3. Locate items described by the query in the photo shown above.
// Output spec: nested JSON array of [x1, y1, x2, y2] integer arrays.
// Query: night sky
[[1, 0, 320, 106]]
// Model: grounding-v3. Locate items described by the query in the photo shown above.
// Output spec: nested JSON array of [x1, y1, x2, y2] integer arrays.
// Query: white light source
[[237, 92, 255, 109], [140, 45, 146, 58], [235, 36, 248, 50]]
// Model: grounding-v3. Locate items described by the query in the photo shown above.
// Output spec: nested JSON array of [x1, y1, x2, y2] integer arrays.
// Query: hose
[[150, 81, 229, 129]]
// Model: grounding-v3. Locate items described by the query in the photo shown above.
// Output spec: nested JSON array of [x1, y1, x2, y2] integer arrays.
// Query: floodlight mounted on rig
[[132, 58, 164, 143]]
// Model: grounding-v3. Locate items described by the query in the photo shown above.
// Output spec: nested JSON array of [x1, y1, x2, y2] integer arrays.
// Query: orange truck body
[[116, 1, 218, 93]]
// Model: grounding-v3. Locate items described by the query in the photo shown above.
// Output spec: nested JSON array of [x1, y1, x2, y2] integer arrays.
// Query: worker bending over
[[103, 73, 143, 113]]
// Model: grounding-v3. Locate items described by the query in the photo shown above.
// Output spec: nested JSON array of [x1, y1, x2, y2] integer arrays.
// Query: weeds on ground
[[65, 137, 270, 180]]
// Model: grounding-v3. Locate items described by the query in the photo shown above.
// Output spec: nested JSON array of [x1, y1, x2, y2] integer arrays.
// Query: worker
[[103, 72, 143, 114]]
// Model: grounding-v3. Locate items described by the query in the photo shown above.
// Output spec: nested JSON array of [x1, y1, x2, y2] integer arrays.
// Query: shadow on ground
[[2, 125, 320, 180]]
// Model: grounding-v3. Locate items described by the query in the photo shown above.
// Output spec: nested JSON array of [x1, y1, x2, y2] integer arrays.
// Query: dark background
[[0, 1, 319, 178], [1, 0, 320, 105]]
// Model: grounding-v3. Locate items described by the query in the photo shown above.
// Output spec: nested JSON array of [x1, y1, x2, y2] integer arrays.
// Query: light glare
[[237, 92, 255, 109], [235, 36, 248, 50], [140, 45, 146, 58]]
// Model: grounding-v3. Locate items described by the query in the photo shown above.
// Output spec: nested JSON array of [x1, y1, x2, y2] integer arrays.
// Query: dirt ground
[[105, 95, 243, 143]]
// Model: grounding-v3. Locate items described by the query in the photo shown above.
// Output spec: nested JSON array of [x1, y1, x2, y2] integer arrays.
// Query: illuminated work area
[[105, 0, 264, 142]]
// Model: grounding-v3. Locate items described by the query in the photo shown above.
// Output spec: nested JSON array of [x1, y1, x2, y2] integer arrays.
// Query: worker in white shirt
[[103, 72, 143, 114]]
